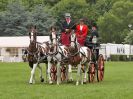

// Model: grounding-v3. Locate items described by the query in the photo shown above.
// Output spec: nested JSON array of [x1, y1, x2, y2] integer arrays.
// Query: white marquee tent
[[0, 36, 49, 62], [0, 36, 49, 47]]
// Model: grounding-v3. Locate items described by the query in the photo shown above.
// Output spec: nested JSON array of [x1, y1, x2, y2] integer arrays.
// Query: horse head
[[69, 31, 79, 55], [28, 25, 38, 62], [70, 31, 78, 47], [50, 26, 57, 46], [29, 25, 37, 43], [48, 26, 58, 53]]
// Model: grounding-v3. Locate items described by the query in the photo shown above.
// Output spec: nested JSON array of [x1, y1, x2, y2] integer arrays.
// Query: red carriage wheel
[[97, 54, 104, 82], [88, 63, 96, 83], [50, 64, 57, 81], [61, 66, 67, 81]]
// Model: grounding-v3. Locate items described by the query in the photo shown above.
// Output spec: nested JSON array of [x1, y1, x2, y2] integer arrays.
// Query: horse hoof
[[49, 81, 53, 84], [41, 78, 44, 82], [83, 79, 87, 84], [29, 82, 33, 84], [29, 80, 33, 84], [57, 82, 60, 85], [76, 82, 79, 86], [83, 82, 87, 84], [70, 78, 73, 82], [67, 79, 73, 83]]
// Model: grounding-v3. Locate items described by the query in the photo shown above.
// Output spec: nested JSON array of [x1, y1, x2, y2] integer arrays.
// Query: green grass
[[0, 62, 133, 99]]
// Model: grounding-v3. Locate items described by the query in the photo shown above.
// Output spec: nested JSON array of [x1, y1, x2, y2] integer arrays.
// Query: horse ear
[[50, 26, 57, 31], [34, 25, 37, 29]]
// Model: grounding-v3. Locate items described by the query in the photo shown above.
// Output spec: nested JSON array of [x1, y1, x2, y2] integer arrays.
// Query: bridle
[[27, 28, 39, 61], [69, 33, 80, 57]]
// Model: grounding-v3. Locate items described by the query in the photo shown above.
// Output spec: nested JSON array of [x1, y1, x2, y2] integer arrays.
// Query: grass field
[[0, 62, 133, 99]]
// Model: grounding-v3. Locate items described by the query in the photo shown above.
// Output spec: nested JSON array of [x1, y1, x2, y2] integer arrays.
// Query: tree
[[0, 0, 9, 11], [50, 0, 99, 30], [94, 0, 115, 16], [97, 1, 133, 43], [98, 12, 123, 43], [86, 0, 96, 4], [44, 0, 61, 6], [28, 5, 57, 35], [124, 30, 133, 44], [0, 1, 29, 36]]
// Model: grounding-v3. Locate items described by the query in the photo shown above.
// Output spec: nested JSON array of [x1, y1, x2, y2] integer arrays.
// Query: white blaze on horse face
[[71, 33, 76, 47], [52, 32, 57, 45], [31, 32, 34, 41]]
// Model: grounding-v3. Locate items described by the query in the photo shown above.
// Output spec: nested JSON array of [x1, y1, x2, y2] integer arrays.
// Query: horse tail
[[29, 61, 33, 68]]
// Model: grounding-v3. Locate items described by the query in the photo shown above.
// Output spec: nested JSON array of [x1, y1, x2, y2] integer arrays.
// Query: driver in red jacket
[[75, 18, 89, 46]]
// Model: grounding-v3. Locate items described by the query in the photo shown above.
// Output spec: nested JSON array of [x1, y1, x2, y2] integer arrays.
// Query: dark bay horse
[[27, 26, 48, 84]]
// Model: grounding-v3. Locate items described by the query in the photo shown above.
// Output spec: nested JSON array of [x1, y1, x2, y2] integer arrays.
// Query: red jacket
[[61, 32, 71, 46], [75, 24, 88, 46]]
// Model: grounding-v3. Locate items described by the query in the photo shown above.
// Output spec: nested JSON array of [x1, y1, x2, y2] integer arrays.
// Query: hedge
[[110, 55, 133, 61]]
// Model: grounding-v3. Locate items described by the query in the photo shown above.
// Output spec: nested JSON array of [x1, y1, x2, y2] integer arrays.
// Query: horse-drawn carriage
[[85, 35, 104, 82], [26, 26, 104, 85]]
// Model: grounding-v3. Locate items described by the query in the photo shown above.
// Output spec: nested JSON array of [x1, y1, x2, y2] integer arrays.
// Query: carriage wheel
[[97, 54, 104, 82], [88, 63, 96, 83], [50, 65, 57, 82], [61, 66, 67, 81]]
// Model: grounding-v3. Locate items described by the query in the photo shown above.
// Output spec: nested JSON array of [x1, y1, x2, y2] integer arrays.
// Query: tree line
[[0, 0, 133, 44]]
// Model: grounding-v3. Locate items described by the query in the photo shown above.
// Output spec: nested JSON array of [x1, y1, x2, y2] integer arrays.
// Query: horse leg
[[47, 61, 53, 84], [57, 62, 61, 85], [68, 64, 73, 81], [76, 64, 81, 85], [65, 65, 68, 82], [29, 63, 38, 84], [45, 63, 48, 82], [37, 64, 44, 82], [80, 64, 83, 85], [83, 63, 87, 83]]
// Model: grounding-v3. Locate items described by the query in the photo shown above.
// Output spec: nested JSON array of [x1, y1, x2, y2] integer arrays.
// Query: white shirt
[[80, 25, 83, 31]]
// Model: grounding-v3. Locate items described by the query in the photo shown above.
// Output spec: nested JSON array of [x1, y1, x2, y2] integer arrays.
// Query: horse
[[68, 32, 92, 85], [27, 26, 48, 84], [46, 26, 72, 84]]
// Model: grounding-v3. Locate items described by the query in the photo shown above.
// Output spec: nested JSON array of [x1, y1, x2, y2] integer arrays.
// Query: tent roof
[[0, 36, 49, 47]]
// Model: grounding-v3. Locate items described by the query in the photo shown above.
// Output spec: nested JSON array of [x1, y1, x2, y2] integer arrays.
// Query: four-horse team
[[25, 13, 104, 85]]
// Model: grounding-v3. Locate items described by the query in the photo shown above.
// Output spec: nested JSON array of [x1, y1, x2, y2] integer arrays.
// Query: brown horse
[[27, 26, 48, 84]]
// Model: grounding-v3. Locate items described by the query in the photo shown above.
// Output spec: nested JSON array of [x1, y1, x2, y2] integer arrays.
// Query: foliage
[[0, 0, 9, 11], [27, 5, 57, 35], [110, 54, 133, 61], [110, 55, 120, 61], [51, 0, 98, 21], [44, 0, 61, 6], [97, 0, 133, 43], [1, 0, 133, 42], [94, 0, 115, 16], [0, 1, 56, 36], [0, 1, 29, 36], [124, 30, 133, 44]]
